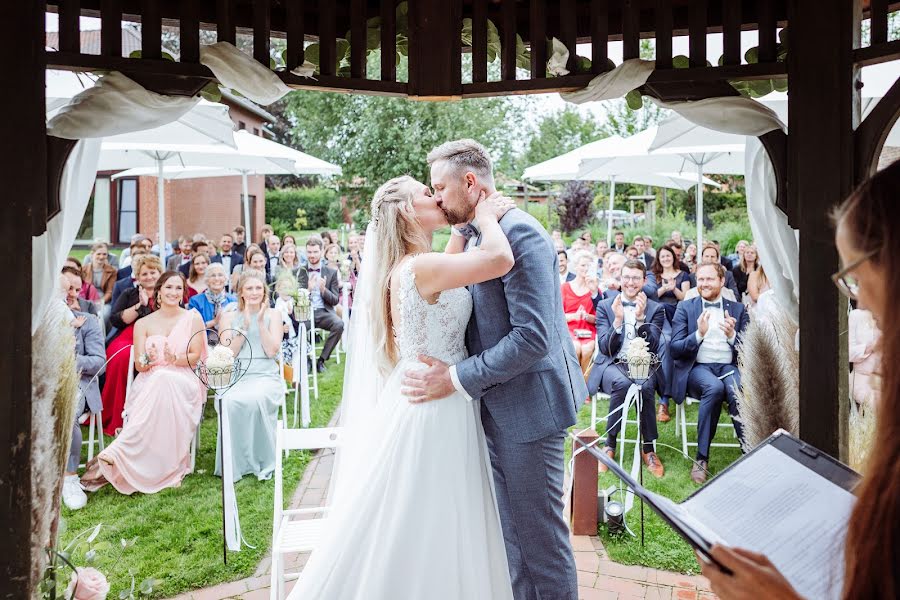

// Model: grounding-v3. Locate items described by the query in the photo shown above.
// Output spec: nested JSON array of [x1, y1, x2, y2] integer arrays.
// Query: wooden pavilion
[[4, 0, 900, 592]]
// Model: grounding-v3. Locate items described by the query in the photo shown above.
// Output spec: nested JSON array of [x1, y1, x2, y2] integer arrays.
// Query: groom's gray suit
[[453, 208, 587, 600]]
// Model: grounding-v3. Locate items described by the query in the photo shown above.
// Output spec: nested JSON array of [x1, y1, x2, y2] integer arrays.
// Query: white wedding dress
[[288, 257, 513, 599]]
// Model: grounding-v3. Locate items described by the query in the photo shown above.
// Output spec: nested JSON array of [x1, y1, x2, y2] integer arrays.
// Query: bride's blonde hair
[[369, 175, 430, 375]]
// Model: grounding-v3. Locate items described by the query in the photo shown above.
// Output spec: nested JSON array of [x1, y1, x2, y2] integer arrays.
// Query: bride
[[287, 176, 516, 599]]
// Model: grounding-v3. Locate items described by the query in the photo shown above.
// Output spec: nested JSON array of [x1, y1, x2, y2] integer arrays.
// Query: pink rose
[[65, 567, 110, 600]]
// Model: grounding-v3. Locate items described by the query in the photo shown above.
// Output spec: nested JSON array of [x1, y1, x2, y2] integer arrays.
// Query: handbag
[[573, 328, 593, 339]]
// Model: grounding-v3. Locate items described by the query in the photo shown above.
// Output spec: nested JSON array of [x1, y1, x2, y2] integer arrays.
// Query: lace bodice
[[392, 257, 472, 365]]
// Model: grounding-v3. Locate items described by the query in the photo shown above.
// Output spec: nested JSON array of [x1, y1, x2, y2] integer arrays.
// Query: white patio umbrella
[[106, 131, 342, 245]]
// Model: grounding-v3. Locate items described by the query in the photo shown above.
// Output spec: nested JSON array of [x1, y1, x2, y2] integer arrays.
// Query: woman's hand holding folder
[[698, 545, 804, 600]]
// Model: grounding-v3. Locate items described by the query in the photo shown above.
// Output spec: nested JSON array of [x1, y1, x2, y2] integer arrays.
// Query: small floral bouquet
[[293, 288, 311, 322], [625, 337, 654, 381], [340, 258, 352, 280], [204, 345, 237, 390]]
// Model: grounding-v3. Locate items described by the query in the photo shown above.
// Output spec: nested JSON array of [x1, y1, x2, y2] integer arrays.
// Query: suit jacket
[[454, 209, 586, 443], [110, 276, 134, 309], [166, 253, 191, 272], [211, 252, 243, 274], [587, 296, 665, 394], [82, 263, 118, 304], [297, 264, 340, 311], [73, 310, 106, 414], [116, 264, 132, 281], [76, 297, 99, 317], [639, 251, 654, 269], [669, 295, 749, 402]]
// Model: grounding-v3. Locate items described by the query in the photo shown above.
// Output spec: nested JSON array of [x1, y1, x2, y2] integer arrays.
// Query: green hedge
[[266, 187, 340, 230]]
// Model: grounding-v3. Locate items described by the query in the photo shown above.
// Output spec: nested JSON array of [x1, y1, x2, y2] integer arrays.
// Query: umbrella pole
[[696, 164, 704, 249], [242, 171, 252, 244], [606, 176, 616, 245], [157, 160, 166, 259]]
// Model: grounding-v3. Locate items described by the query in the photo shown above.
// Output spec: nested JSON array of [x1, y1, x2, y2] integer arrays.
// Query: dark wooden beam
[[655, 0, 673, 70], [472, 0, 487, 83], [854, 38, 900, 65], [280, 71, 408, 96], [100, 0, 122, 57], [179, 0, 200, 63], [253, 0, 271, 66], [408, 0, 461, 98], [530, 0, 547, 78], [216, 0, 236, 44], [58, 0, 81, 53], [757, 0, 776, 63], [871, 0, 889, 45], [688, 0, 708, 67], [318, 0, 336, 77], [501, 0, 517, 81], [721, 0, 741, 66], [349, 0, 366, 79], [591, 0, 608, 73], [622, 0, 639, 60], [380, 0, 395, 82], [0, 0, 41, 594], [140, 0, 162, 59], [285, 0, 305, 71], [788, 0, 860, 461], [462, 73, 598, 97], [560, 0, 577, 72]]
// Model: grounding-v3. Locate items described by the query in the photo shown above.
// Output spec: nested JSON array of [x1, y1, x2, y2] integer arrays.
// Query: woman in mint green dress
[[216, 269, 285, 482]]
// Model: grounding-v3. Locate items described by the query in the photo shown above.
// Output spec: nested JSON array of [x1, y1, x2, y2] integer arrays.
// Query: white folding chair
[[78, 409, 105, 469], [675, 396, 740, 456], [270, 423, 343, 600]]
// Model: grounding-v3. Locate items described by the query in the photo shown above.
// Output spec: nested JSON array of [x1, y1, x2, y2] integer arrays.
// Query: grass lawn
[[569, 397, 742, 574], [59, 360, 345, 598]]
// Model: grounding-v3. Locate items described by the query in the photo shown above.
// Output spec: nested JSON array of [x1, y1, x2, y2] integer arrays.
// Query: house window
[[253, 127, 260, 136], [117, 178, 139, 243], [242, 194, 257, 241], [238, 121, 246, 130], [75, 177, 111, 243]]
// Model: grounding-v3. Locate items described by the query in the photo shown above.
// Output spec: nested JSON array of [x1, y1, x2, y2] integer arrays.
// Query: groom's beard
[[441, 205, 471, 226]]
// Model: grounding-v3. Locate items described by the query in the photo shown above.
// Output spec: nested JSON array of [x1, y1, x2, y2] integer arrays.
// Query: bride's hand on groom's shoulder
[[474, 191, 515, 227]]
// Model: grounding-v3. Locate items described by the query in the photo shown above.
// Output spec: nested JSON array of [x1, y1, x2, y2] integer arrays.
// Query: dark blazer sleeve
[[595, 302, 620, 359], [725, 271, 740, 299], [670, 301, 700, 361], [109, 287, 151, 330], [321, 269, 340, 307], [642, 272, 659, 298], [639, 304, 666, 354]]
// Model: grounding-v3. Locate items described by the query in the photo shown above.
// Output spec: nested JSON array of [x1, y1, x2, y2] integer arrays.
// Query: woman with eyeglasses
[[699, 162, 898, 599]]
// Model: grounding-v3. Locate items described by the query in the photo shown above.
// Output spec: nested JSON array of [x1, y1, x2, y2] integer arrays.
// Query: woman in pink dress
[[82, 271, 207, 495]]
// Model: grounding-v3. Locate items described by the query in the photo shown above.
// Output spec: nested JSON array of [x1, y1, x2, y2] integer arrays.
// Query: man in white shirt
[[670, 262, 749, 483], [558, 249, 575, 284], [612, 231, 626, 254]]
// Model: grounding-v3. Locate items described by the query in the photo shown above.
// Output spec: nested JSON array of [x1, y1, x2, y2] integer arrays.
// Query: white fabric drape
[[745, 137, 800, 321], [200, 42, 293, 106], [31, 139, 101, 333]]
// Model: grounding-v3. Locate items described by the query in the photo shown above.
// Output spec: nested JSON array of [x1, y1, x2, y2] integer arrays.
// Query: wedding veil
[[328, 222, 384, 503]]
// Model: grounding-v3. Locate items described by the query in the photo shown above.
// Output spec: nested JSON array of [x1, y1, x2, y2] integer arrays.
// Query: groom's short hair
[[427, 139, 494, 185]]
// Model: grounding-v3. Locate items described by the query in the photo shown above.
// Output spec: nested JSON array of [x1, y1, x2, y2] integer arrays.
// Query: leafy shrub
[[293, 208, 309, 231], [708, 221, 754, 255], [269, 217, 292, 238], [266, 187, 339, 229], [327, 199, 346, 227], [708, 206, 748, 227], [557, 181, 595, 233]]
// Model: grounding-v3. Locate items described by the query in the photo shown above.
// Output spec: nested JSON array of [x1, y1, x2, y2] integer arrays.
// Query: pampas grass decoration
[[735, 307, 800, 451], [849, 400, 877, 474], [30, 300, 78, 590]]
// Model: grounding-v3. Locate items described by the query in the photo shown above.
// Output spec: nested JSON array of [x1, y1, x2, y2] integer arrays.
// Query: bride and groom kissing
[[288, 139, 588, 600]]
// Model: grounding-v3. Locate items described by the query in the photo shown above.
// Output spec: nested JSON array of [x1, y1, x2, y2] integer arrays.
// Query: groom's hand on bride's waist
[[402, 355, 455, 403]]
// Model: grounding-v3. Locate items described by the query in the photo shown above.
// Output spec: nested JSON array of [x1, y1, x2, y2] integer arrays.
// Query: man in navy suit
[[558, 249, 575, 284], [670, 262, 749, 484], [178, 240, 211, 277], [632, 236, 655, 269], [588, 260, 666, 478], [700, 243, 740, 299]]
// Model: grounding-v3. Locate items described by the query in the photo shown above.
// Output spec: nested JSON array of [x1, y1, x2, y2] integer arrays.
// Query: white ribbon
[[620, 383, 644, 515], [298, 322, 311, 428], [560, 58, 655, 104], [215, 391, 243, 552], [200, 42, 293, 106]]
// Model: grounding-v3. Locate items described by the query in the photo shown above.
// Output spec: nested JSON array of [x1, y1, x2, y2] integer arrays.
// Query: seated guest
[[725, 239, 749, 270], [61, 277, 105, 510], [283, 234, 297, 247], [684, 243, 699, 273], [599, 251, 626, 298], [118, 234, 151, 270], [562, 252, 598, 376], [186, 253, 210, 299], [644, 236, 656, 258], [298, 236, 344, 373], [231, 247, 270, 291], [612, 230, 626, 253], [595, 240, 609, 271], [215, 232, 243, 279], [731, 243, 758, 300], [64, 257, 101, 306], [166, 236, 193, 272], [670, 262, 748, 484], [274, 243, 303, 280], [265, 234, 282, 274], [178, 240, 210, 277], [232, 226, 247, 260], [116, 238, 151, 282], [666, 241, 692, 274], [216, 270, 284, 482], [710, 240, 732, 269], [700, 243, 740, 299], [746, 262, 772, 307], [111, 242, 151, 307], [102, 255, 162, 436], [82, 242, 117, 305], [325, 243, 344, 275], [188, 263, 235, 331], [624, 245, 640, 260], [558, 249, 575, 284], [849, 305, 882, 407], [258, 224, 275, 257], [633, 236, 654, 268], [587, 260, 666, 478], [62, 266, 99, 318], [82, 271, 206, 495]]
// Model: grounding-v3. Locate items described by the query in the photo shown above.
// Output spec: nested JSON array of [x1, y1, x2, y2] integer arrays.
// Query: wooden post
[[571, 430, 599, 536], [408, 0, 462, 98], [0, 0, 43, 594], [788, 0, 860, 461]]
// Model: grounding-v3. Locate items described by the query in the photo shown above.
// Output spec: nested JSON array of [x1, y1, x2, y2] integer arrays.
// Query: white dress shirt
[[695, 295, 736, 365], [614, 298, 645, 360]]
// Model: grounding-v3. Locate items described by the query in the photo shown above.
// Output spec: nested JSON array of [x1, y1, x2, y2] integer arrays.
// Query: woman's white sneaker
[[62, 474, 88, 510]]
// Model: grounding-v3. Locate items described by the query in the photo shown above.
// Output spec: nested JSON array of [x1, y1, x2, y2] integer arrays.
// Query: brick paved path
[[170, 448, 717, 600]]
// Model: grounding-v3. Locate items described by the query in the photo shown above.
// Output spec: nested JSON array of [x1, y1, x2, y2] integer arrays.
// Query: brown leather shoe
[[597, 446, 615, 473], [642, 452, 665, 478], [691, 460, 708, 484], [656, 403, 670, 423]]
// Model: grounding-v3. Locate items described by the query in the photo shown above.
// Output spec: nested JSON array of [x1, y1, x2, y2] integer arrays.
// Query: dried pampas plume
[[735, 307, 800, 451], [849, 400, 877, 473], [30, 300, 78, 590]]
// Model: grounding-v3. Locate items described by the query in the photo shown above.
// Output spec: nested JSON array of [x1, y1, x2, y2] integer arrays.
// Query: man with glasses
[[588, 260, 666, 478], [671, 262, 749, 484]]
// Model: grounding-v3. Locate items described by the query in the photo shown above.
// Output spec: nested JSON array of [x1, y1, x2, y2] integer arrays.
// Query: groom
[[404, 139, 586, 599]]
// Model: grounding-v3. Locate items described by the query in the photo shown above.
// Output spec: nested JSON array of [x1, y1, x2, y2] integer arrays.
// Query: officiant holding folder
[[700, 162, 899, 599]]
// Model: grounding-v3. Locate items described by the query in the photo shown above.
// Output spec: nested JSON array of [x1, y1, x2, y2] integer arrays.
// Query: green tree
[[519, 107, 606, 171]]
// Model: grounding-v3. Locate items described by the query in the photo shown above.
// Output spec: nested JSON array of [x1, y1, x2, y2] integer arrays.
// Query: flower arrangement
[[340, 258, 352, 280], [205, 345, 237, 390], [41, 522, 160, 600], [625, 337, 653, 381], [293, 288, 311, 322]]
